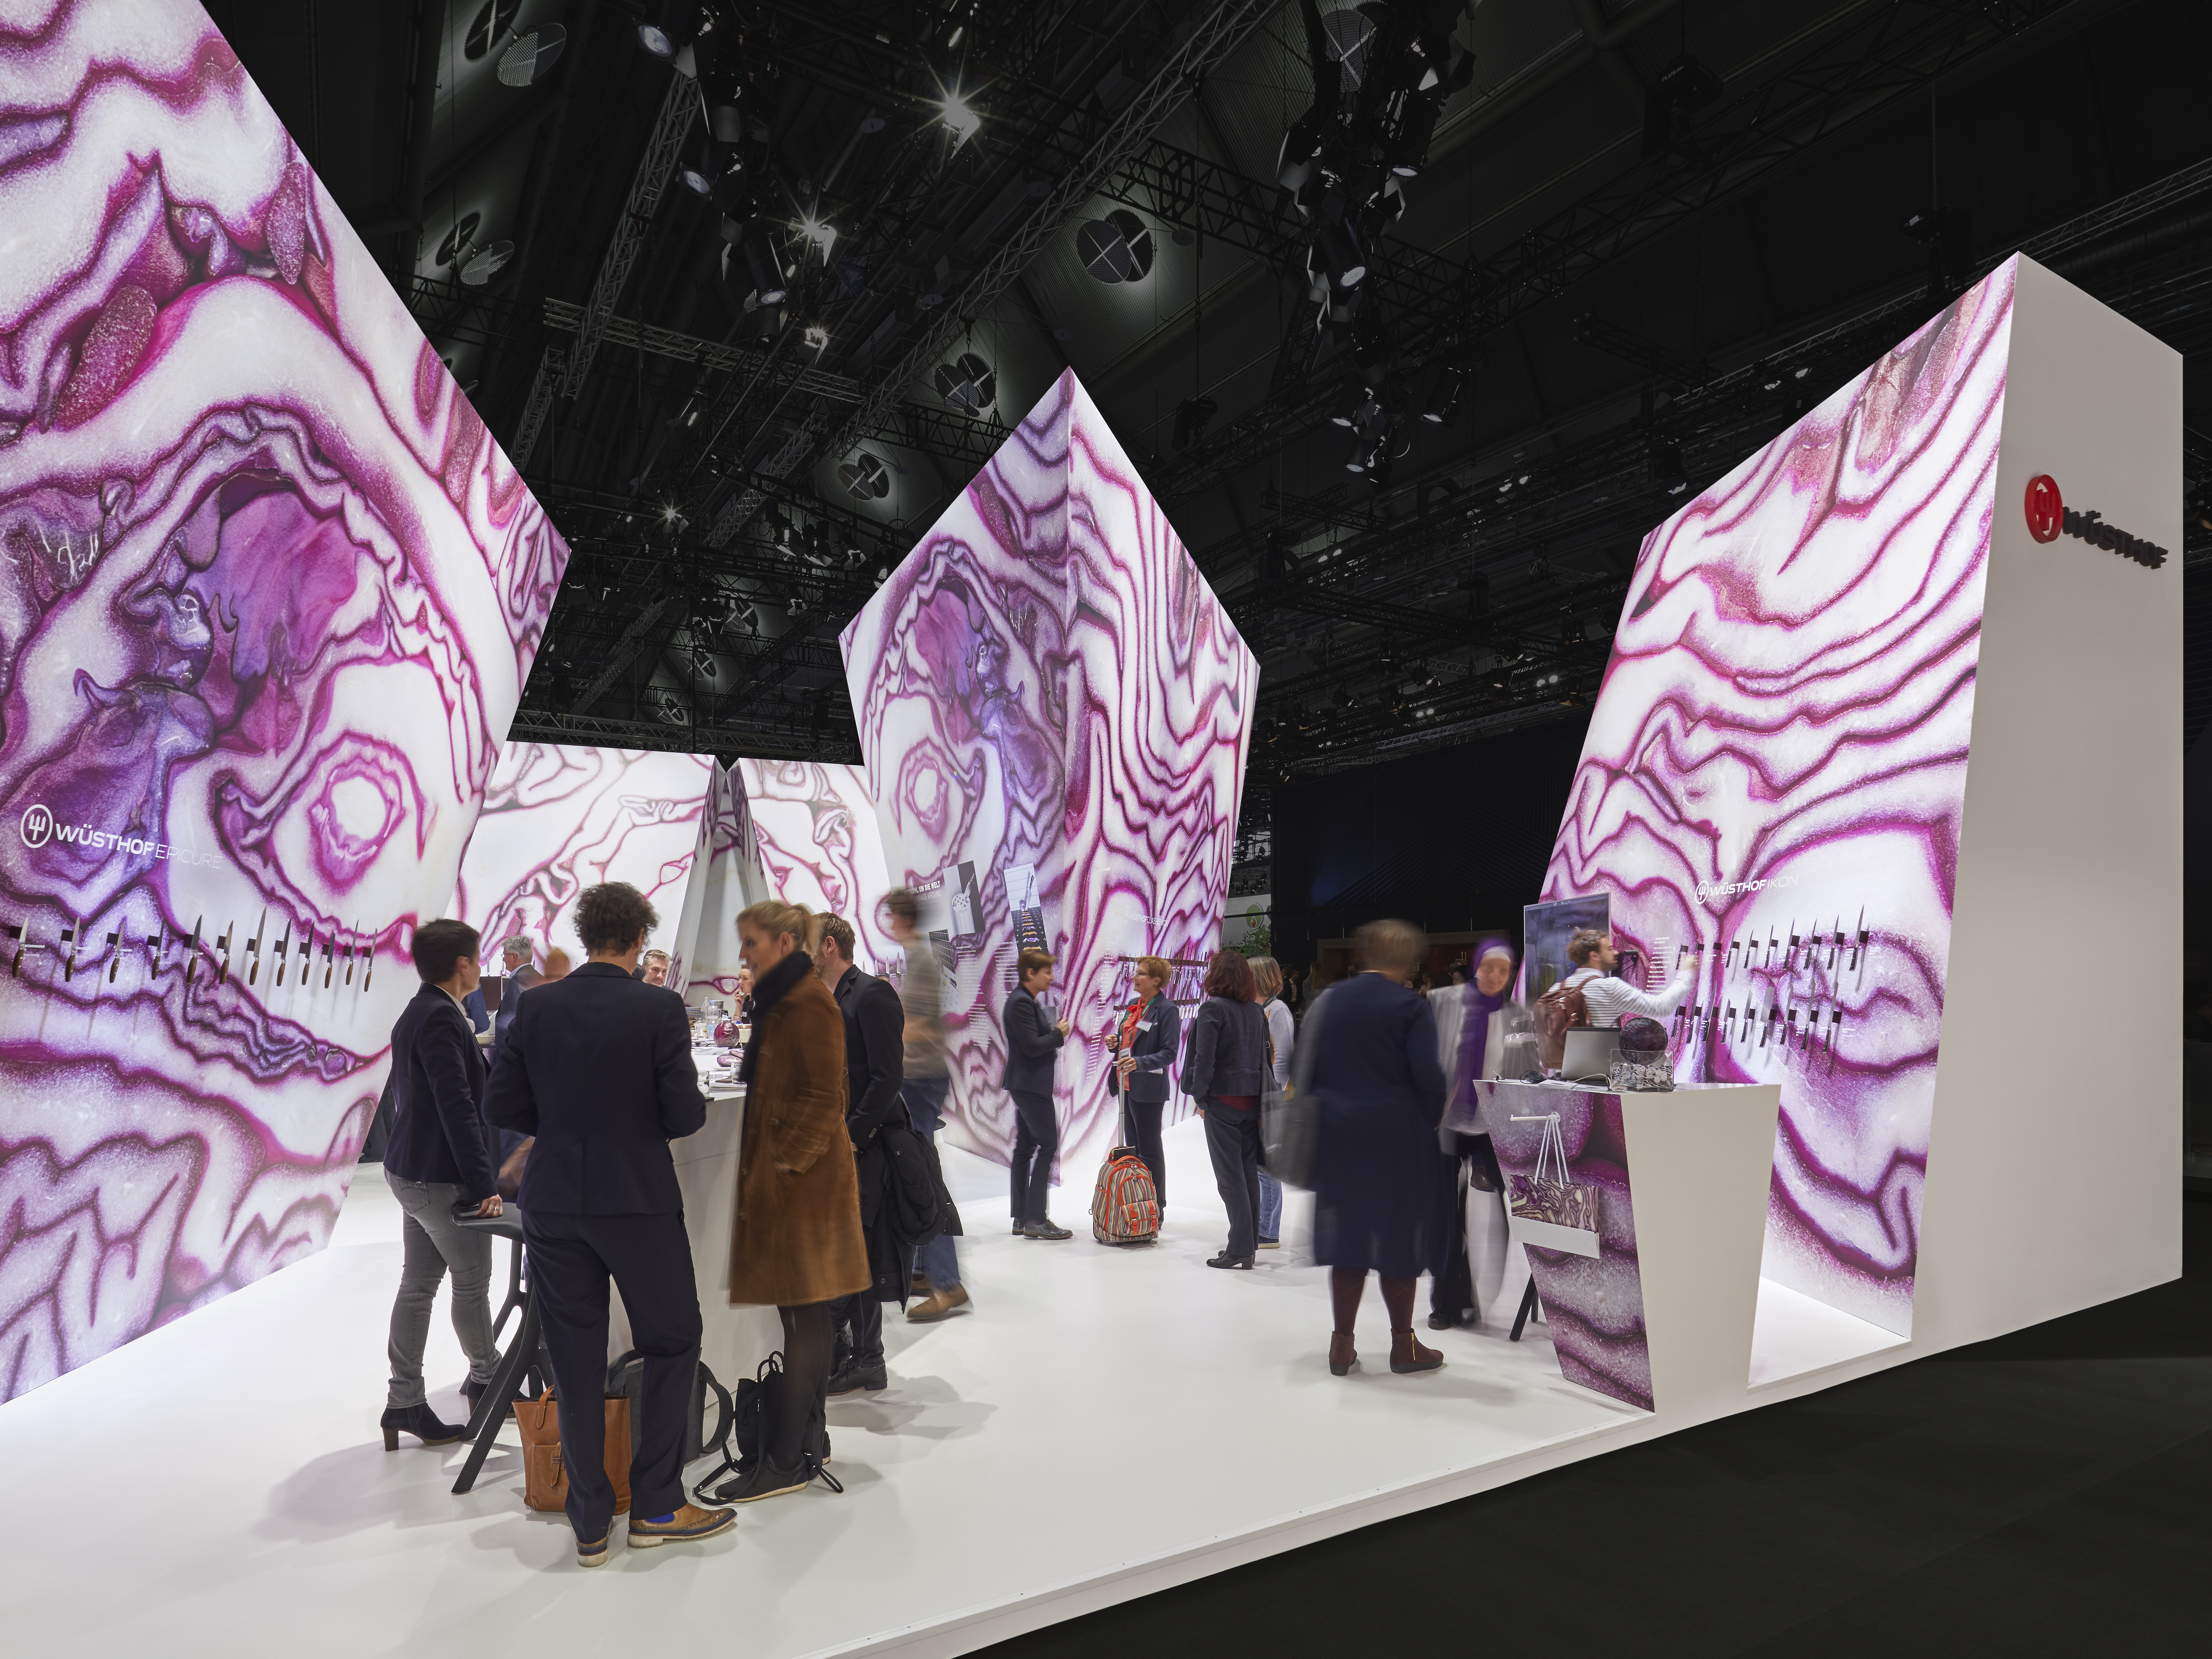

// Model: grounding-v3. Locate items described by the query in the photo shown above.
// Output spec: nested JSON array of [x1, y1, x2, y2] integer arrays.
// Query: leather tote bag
[[514, 1389, 632, 1514]]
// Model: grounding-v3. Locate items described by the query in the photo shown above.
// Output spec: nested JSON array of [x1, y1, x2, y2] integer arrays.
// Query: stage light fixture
[[803, 320, 829, 350], [1315, 219, 1367, 288], [1172, 395, 1218, 452], [1421, 367, 1464, 426], [458, 240, 514, 286], [939, 90, 981, 147]]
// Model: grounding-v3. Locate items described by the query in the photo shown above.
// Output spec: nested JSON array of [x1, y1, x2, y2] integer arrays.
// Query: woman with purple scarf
[[1425, 941, 1519, 1330]]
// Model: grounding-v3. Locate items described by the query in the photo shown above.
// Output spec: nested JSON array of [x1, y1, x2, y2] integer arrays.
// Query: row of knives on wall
[[1683, 911, 1873, 979], [1, 911, 378, 993], [1647, 911, 1875, 1073]]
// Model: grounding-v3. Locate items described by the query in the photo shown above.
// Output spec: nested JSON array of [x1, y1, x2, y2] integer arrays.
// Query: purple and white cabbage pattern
[[842, 370, 1255, 1170], [736, 759, 898, 977], [1481, 1083, 1650, 1411], [1541, 263, 2013, 1334], [0, 2, 567, 1400], [453, 745, 713, 977]]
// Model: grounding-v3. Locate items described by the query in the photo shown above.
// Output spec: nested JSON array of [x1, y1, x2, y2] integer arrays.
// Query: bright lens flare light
[[940, 90, 981, 146], [803, 322, 830, 350], [798, 217, 837, 256]]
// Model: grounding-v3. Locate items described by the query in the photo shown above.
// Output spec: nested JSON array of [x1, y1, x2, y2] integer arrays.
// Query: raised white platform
[[0, 1117, 1938, 1657]]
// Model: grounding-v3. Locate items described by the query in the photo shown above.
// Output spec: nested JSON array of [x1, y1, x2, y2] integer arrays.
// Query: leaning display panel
[[842, 369, 1257, 1171], [1537, 254, 2179, 1346], [0, 4, 568, 1400]]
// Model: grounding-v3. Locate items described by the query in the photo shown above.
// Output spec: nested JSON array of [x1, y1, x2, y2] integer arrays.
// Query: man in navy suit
[[380, 918, 502, 1451], [485, 882, 732, 1565]]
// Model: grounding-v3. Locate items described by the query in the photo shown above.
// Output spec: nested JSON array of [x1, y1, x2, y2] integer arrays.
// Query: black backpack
[[606, 1349, 735, 1468], [695, 1352, 839, 1503]]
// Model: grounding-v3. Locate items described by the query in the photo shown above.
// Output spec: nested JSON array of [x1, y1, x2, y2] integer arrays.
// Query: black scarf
[[738, 950, 813, 1086]]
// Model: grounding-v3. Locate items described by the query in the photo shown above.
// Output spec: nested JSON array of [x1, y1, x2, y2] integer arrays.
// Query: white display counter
[[606, 1068, 781, 1387], [1479, 1078, 1780, 1415]]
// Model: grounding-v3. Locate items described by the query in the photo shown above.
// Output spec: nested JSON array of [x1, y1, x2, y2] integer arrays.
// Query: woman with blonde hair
[[1299, 918, 1449, 1375], [722, 899, 870, 1502]]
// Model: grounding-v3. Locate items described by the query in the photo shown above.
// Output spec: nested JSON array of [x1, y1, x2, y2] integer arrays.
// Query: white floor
[[0, 1118, 1889, 1658]]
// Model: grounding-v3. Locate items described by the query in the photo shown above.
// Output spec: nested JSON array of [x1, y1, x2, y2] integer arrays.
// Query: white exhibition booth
[[0, 0, 2181, 1632]]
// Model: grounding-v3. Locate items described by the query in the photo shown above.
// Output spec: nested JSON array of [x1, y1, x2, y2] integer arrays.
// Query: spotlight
[[940, 90, 981, 147], [1171, 395, 1218, 452], [682, 168, 713, 196], [1329, 389, 1359, 428], [798, 216, 836, 257], [803, 320, 829, 350], [1315, 219, 1367, 288], [1421, 367, 1464, 426], [788, 595, 806, 616]]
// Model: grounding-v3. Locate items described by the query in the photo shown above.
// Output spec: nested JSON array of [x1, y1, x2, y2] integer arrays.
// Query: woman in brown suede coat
[[722, 900, 868, 1501]]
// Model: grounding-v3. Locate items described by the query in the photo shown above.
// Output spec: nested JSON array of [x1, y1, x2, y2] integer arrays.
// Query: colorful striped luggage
[[1091, 1137, 1160, 1245]]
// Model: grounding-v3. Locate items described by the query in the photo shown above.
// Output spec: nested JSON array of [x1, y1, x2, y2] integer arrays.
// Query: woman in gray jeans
[[379, 919, 505, 1448]]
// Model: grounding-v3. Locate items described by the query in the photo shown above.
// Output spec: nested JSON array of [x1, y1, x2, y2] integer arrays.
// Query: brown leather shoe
[[907, 1286, 972, 1323], [628, 1502, 736, 1547]]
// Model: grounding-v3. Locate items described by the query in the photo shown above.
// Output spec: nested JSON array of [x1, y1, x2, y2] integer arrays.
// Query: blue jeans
[[1257, 1168, 1283, 1243], [905, 1075, 960, 1289]]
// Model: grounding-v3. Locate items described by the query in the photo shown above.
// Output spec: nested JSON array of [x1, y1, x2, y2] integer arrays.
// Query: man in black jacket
[[484, 882, 733, 1566], [816, 913, 906, 1396], [380, 919, 502, 1451]]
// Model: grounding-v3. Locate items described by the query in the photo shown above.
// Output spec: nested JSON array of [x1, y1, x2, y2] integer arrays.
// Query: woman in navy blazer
[[1106, 954, 1181, 1206], [1002, 947, 1071, 1238]]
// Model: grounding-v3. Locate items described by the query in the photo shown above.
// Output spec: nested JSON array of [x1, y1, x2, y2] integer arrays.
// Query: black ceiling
[[211, 0, 2212, 842]]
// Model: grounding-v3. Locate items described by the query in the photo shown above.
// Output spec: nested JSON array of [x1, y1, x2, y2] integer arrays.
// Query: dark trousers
[[832, 1289, 884, 1368], [1431, 1132, 1499, 1325], [1009, 1088, 1059, 1222], [522, 1209, 701, 1541], [1117, 1094, 1167, 1206], [1203, 1104, 1262, 1257]]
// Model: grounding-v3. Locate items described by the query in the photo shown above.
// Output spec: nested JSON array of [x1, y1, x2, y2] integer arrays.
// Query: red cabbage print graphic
[[1539, 261, 2014, 1335], [0, 3, 568, 1400], [737, 759, 898, 975], [842, 371, 1256, 1172], [451, 745, 715, 984]]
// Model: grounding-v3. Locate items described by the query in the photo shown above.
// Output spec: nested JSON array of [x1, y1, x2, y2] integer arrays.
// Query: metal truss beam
[[1156, 0, 2081, 503]]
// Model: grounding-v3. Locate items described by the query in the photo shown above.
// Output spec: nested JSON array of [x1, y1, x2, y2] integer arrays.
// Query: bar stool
[[449, 1207, 542, 1495]]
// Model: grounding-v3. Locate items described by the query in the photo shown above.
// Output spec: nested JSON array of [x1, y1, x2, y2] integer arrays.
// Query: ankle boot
[[1328, 1332, 1359, 1377], [381, 1402, 464, 1449], [1388, 1329, 1444, 1374]]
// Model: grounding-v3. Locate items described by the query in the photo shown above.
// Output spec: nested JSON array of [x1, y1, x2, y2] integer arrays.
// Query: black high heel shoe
[[380, 1402, 464, 1450]]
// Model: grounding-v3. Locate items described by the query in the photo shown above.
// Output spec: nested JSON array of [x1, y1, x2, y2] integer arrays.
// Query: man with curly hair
[[486, 882, 730, 1564]]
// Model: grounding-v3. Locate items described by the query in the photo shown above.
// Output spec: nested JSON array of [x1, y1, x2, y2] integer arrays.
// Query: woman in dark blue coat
[[1299, 919, 1449, 1376], [1181, 949, 1270, 1270]]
